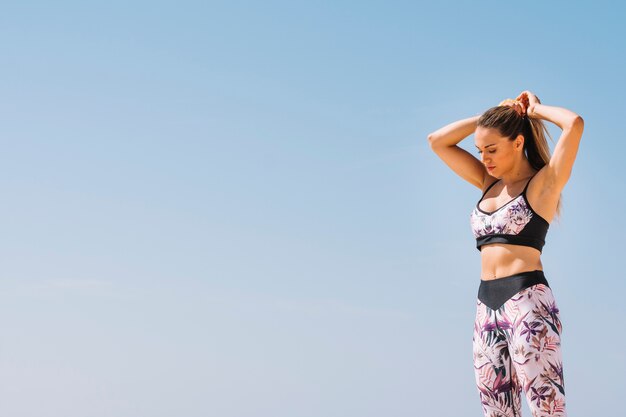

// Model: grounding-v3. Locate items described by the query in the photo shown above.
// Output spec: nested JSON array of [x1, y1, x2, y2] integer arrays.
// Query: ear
[[515, 134, 524, 150]]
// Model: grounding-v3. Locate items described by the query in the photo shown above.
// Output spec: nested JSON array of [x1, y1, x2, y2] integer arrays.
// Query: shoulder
[[525, 166, 562, 223], [480, 172, 500, 194], [527, 166, 558, 195]]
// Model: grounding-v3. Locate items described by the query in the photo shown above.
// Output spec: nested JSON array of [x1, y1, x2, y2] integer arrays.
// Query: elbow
[[574, 115, 584, 126], [427, 134, 438, 148], [569, 116, 584, 131]]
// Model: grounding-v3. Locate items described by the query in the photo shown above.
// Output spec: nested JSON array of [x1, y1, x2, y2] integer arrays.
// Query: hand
[[515, 91, 541, 117], [498, 98, 526, 117]]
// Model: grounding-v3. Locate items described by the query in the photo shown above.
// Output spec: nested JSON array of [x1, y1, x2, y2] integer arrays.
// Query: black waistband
[[477, 269, 549, 310]]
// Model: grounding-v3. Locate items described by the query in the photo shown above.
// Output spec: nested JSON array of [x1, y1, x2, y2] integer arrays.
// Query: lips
[[487, 166, 495, 170]]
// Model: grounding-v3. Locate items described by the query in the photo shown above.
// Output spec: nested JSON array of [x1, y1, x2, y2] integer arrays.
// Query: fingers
[[499, 96, 527, 116], [517, 92, 530, 106], [520, 90, 540, 105]]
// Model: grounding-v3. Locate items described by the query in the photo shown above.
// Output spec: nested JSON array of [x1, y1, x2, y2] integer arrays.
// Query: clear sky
[[0, 1, 623, 416]]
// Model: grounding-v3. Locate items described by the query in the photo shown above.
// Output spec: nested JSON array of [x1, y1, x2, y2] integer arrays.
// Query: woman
[[427, 91, 583, 417]]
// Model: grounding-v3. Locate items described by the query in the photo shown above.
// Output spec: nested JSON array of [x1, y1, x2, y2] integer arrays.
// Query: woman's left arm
[[530, 103, 584, 189]]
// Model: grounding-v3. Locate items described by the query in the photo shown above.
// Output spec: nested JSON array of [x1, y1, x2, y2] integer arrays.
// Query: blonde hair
[[477, 106, 562, 222]]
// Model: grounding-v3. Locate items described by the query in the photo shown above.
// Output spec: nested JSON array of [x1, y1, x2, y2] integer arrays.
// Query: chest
[[471, 196, 534, 237]]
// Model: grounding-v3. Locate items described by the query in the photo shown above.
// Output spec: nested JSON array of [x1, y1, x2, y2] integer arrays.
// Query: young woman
[[428, 91, 583, 417]]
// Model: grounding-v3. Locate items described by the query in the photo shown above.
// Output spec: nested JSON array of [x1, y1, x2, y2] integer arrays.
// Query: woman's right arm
[[427, 115, 488, 190]]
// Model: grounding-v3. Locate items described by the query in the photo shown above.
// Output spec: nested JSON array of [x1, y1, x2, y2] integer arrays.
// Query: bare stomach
[[480, 244, 543, 280]]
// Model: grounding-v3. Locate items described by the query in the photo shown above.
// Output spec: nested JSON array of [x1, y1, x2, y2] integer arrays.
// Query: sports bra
[[470, 173, 550, 252]]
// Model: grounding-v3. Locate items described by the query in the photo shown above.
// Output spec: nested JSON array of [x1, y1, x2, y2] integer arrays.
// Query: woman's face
[[474, 126, 521, 178]]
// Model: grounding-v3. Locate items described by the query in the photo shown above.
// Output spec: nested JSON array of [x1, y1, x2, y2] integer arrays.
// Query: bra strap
[[522, 172, 538, 194], [481, 178, 501, 197]]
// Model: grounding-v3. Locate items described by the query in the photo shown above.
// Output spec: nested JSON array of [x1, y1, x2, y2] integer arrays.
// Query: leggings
[[472, 269, 567, 417]]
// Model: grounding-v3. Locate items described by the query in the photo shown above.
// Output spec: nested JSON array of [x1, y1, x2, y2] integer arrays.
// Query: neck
[[499, 161, 535, 187]]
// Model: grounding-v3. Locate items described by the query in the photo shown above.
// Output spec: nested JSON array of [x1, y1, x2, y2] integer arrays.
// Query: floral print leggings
[[473, 270, 566, 417]]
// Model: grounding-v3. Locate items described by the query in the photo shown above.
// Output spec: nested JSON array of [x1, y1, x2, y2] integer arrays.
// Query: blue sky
[[0, 1, 623, 416]]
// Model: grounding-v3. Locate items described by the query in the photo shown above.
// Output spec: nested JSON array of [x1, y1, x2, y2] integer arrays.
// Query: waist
[[479, 269, 548, 293], [480, 268, 546, 283], [477, 269, 550, 310], [480, 244, 542, 280]]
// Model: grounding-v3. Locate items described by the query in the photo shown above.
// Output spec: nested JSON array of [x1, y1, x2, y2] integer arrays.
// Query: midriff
[[480, 243, 543, 280]]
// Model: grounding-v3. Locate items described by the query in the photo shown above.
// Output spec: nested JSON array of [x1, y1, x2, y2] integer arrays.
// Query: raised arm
[[427, 114, 488, 190], [528, 101, 584, 191]]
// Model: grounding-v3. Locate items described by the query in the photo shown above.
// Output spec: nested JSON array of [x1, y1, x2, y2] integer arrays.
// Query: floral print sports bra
[[470, 173, 550, 252]]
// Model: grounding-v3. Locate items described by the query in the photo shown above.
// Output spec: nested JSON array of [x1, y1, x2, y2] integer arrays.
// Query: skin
[[474, 127, 552, 279], [428, 91, 584, 280]]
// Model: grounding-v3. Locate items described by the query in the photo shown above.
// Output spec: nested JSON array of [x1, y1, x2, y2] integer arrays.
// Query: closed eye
[[477, 150, 496, 154]]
